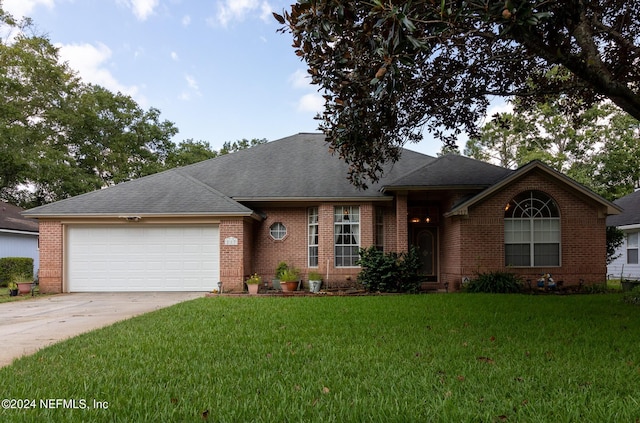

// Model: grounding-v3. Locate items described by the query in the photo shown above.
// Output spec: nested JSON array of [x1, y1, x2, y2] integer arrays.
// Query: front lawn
[[1, 294, 639, 422]]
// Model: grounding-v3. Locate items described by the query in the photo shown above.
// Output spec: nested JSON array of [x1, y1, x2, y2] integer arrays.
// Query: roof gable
[[607, 189, 640, 227], [446, 160, 622, 217]]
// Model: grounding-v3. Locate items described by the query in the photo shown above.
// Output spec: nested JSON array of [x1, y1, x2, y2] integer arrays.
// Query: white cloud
[[297, 93, 324, 114], [171, 51, 179, 61], [185, 74, 199, 91], [119, 0, 159, 21], [57, 42, 141, 100], [3, 0, 54, 19], [181, 15, 191, 26], [289, 69, 311, 89], [180, 74, 201, 100], [211, 0, 272, 27]]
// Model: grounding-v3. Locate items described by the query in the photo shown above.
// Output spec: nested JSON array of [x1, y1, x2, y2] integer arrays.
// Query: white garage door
[[67, 225, 219, 292]]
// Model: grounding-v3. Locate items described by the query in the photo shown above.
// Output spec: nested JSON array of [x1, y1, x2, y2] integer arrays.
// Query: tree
[[0, 8, 178, 207], [165, 139, 219, 168], [466, 100, 640, 201], [276, 1, 640, 187]]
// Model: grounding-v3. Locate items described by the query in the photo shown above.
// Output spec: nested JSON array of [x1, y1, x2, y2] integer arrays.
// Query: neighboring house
[[0, 202, 39, 277], [23, 133, 621, 293], [607, 189, 640, 280]]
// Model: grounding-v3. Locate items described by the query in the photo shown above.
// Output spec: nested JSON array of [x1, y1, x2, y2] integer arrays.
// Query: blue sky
[[3, 0, 484, 156]]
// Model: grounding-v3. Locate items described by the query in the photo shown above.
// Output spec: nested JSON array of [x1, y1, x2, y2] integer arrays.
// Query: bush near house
[[0, 257, 33, 287], [357, 246, 422, 293], [465, 271, 523, 293]]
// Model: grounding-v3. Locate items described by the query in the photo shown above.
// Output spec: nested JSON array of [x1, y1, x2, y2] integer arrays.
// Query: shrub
[[622, 286, 640, 305], [465, 271, 523, 293], [357, 247, 422, 293], [0, 257, 33, 287]]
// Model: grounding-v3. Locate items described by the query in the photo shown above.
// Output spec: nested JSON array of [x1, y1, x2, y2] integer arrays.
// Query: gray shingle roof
[[180, 133, 434, 199], [607, 190, 640, 227], [384, 154, 513, 189], [1, 202, 39, 232], [24, 168, 253, 217]]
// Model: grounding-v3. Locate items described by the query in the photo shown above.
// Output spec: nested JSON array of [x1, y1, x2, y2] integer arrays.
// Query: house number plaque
[[224, 237, 238, 246]]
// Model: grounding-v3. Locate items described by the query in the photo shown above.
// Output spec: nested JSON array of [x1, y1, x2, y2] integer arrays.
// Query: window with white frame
[[505, 191, 560, 267], [334, 206, 360, 267], [628, 232, 639, 264], [375, 206, 384, 251], [308, 207, 319, 267], [269, 222, 287, 240]]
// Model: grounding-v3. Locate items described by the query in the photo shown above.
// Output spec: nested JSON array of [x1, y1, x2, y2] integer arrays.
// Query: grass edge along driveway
[[1, 294, 639, 422]]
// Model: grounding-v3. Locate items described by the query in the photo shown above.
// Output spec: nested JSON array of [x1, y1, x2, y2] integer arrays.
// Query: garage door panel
[[67, 225, 219, 292]]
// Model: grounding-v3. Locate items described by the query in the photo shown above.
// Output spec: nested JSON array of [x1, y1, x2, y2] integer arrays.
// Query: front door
[[413, 227, 438, 282]]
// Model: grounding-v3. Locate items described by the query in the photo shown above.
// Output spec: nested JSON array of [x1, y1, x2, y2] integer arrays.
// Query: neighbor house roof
[[445, 160, 622, 217], [607, 189, 640, 227], [1, 202, 39, 233]]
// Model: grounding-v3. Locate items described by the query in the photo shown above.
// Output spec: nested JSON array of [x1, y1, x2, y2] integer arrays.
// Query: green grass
[[1, 294, 640, 422]]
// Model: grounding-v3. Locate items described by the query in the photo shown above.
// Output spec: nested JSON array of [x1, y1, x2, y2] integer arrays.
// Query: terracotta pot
[[17, 282, 32, 295], [247, 284, 259, 295], [281, 281, 298, 292]]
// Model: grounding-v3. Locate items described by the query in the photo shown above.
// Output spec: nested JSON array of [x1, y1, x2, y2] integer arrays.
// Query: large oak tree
[[276, 1, 640, 187]]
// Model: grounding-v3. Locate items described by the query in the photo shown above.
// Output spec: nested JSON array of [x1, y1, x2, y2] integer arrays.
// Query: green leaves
[[278, 0, 640, 187]]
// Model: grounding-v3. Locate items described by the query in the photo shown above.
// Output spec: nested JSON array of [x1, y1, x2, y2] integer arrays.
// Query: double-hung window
[[628, 232, 639, 264], [505, 191, 560, 267], [308, 207, 319, 267], [334, 206, 360, 267]]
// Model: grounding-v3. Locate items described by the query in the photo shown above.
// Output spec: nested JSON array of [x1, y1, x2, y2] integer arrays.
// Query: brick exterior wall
[[249, 202, 381, 290], [34, 170, 608, 293], [38, 220, 63, 294], [219, 219, 249, 292], [440, 170, 608, 290]]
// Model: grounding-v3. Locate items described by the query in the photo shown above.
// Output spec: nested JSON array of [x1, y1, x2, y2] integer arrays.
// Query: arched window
[[504, 191, 560, 267]]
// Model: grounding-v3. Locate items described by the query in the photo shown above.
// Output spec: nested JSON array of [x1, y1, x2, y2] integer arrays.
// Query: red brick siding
[[249, 203, 379, 289], [441, 171, 608, 290], [38, 220, 63, 294], [219, 219, 247, 292]]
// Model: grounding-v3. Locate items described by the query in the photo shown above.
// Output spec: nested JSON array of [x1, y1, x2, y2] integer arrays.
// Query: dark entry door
[[414, 227, 437, 281]]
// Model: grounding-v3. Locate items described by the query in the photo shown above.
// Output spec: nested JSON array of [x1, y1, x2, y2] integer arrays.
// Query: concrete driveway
[[0, 292, 203, 368]]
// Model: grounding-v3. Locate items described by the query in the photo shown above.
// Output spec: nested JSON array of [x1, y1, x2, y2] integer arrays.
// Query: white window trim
[[334, 206, 360, 268], [269, 222, 287, 241], [308, 207, 319, 268]]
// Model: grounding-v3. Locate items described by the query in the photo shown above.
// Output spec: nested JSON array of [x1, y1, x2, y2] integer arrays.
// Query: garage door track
[[0, 292, 202, 368]]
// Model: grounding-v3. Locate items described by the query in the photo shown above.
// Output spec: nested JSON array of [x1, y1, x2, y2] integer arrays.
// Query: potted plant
[[8, 281, 18, 297], [272, 261, 288, 290], [308, 271, 322, 293], [13, 273, 33, 295], [280, 268, 299, 292], [246, 273, 261, 295]]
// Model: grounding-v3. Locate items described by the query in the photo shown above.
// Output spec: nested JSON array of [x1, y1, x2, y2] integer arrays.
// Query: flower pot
[[272, 279, 281, 290], [9, 289, 18, 297], [247, 284, 259, 295], [309, 280, 322, 293], [281, 281, 298, 292], [17, 282, 32, 295]]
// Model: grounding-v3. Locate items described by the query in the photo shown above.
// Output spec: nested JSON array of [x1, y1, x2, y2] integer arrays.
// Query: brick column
[[38, 220, 63, 293], [219, 219, 246, 292], [395, 194, 408, 253]]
